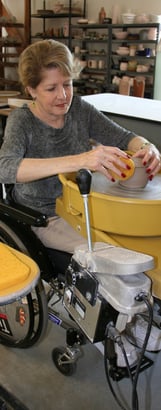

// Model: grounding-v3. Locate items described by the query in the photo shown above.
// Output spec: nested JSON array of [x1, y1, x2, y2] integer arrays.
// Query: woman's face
[[28, 67, 73, 120]]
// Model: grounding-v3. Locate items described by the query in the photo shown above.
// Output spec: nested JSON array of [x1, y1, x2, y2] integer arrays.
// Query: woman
[[0, 39, 160, 253], [0, 39, 161, 355]]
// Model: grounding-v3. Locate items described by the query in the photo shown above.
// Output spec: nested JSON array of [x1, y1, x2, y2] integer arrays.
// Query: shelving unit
[[70, 22, 160, 97], [0, 0, 30, 91], [28, 3, 161, 98], [71, 22, 110, 95], [110, 23, 160, 98], [29, 0, 86, 49]]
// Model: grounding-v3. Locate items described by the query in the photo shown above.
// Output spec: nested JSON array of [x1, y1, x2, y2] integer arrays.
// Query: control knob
[[66, 266, 79, 286]]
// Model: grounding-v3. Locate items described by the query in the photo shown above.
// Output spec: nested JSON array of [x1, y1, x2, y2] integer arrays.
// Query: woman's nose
[[57, 86, 66, 99]]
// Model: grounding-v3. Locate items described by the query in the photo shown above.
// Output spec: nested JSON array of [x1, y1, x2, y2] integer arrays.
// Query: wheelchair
[[0, 183, 72, 350], [0, 172, 160, 410]]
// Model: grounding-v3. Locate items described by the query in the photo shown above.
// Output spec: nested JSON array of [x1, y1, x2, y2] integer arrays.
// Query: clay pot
[[119, 157, 149, 189]]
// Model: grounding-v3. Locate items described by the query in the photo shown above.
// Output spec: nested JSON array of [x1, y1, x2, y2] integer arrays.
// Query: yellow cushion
[[0, 243, 29, 290], [0, 243, 40, 299]]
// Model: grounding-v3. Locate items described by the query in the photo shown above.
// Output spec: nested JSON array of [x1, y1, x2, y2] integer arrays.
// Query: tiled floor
[[0, 298, 161, 410]]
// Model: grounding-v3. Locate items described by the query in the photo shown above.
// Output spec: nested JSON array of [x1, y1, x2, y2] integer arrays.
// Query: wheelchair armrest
[[0, 200, 48, 227]]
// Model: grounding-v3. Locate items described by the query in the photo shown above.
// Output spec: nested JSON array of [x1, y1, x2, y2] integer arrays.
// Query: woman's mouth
[[56, 103, 67, 108]]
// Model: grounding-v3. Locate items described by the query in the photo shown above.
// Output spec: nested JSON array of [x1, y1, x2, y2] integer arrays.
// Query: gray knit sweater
[[0, 96, 136, 216]]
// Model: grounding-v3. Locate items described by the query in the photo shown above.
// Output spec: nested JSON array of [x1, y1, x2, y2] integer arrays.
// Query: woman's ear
[[26, 86, 35, 99]]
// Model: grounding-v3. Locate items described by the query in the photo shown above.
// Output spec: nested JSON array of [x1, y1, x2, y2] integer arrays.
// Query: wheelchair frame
[[0, 191, 83, 373]]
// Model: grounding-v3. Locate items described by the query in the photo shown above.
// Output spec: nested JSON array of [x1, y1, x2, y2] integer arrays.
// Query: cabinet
[[110, 23, 161, 98], [0, 0, 30, 91], [29, 0, 86, 49], [70, 22, 160, 97]]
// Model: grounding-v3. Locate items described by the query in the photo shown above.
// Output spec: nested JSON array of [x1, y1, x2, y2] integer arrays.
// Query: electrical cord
[[104, 333, 127, 410], [131, 293, 153, 410], [104, 322, 137, 410], [118, 338, 139, 410], [104, 292, 153, 410]]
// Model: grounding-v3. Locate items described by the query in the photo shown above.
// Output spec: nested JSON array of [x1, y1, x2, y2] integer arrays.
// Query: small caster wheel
[[52, 346, 77, 376]]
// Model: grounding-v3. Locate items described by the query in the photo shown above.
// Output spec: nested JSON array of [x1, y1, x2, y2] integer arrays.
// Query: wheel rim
[[52, 347, 77, 376]]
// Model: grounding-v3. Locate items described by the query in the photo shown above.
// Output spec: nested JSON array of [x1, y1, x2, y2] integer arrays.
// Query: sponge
[[109, 156, 135, 181]]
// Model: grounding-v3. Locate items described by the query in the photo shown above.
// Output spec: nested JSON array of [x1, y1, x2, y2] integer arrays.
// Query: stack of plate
[[8, 98, 31, 108], [0, 91, 20, 106]]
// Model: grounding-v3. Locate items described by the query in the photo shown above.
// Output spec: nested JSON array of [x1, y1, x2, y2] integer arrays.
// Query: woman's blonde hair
[[18, 39, 73, 93]]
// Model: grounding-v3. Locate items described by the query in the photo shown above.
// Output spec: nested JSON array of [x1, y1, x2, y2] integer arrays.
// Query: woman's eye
[[48, 88, 56, 91]]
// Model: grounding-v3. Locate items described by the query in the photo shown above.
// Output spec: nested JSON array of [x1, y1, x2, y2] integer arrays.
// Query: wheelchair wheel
[[0, 220, 48, 348], [52, 347, 77, 376]]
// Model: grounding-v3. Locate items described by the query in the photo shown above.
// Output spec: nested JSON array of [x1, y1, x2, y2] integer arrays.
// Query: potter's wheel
[[58, 172, 161, 236], [86, 172, 161, 236], [57, 172, 161, 299], [91, 172, 161, 200]]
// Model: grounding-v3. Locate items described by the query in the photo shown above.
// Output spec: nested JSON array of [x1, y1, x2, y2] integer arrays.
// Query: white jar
[[120, 61, 128, 71]]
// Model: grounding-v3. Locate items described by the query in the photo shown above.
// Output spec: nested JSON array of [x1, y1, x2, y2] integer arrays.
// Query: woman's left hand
[[132, 143, 161, 180]]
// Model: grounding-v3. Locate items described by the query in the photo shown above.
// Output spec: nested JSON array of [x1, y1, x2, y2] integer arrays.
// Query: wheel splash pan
[[59, 172, 161, 237]]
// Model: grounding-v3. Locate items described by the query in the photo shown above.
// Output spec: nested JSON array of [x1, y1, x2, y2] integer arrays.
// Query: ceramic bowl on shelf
[[135, 14, 149, 23], [88, 20, 97, 24], [136, 64, 150, 73], [127, 60, 137, 71], [53, 3, 64, 13], [77, 18, 88, 24], [116, 46, 129, 56], [114, 30, 128, 40], [80, 49, 88, 54]]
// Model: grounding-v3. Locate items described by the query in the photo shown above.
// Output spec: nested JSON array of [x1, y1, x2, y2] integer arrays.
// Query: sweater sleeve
[[78, 97, 137, 150], [0, 107, 28, 183]]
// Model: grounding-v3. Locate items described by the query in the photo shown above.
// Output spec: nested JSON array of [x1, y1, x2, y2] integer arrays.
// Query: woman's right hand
[[78, 145, 130, 181]]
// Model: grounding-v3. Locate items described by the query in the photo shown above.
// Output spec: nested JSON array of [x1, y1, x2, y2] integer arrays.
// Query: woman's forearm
[[16, 145, 129, 183], [127, 136, 153, 153], [16, 155, 84, 183]]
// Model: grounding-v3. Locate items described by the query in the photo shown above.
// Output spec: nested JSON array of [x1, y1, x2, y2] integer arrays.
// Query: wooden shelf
[[0, 0, 30, 91], [0, 23, 24, 27]]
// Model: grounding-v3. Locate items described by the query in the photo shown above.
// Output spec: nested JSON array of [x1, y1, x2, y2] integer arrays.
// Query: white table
[[82, 93, 161, 149]]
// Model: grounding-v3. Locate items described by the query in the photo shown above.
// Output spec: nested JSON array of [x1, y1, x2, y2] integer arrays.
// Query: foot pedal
[[109, 355, 153, 381], [129, 355, 153, 377]]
